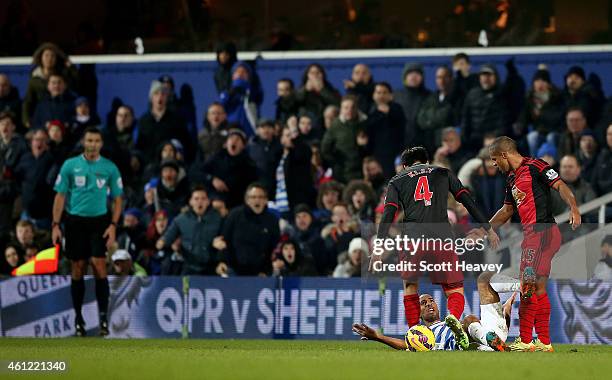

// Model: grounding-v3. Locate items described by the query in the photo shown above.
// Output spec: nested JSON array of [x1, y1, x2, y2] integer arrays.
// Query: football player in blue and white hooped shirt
[[352, 294, 459, 351]]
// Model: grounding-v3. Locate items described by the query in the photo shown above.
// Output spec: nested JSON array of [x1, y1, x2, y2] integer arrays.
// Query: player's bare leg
[[70, 259, 88, 336], [91, 257, 110, 336], [403, 281, 420, 327], [471, 272, 509, 351], [533, 276, 554, 352]]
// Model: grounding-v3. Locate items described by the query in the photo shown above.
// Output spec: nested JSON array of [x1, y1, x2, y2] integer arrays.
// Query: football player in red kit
[[488, 137, 581, 352], [373, 147, 499, 335]]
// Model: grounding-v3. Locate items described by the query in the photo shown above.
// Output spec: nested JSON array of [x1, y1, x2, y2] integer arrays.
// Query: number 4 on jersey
[[414, 176, 433, 206]]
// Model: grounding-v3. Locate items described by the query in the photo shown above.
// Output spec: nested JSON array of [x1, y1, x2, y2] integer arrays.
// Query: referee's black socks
[[71, 278, 85, 324], [95, 278, 110, 323]]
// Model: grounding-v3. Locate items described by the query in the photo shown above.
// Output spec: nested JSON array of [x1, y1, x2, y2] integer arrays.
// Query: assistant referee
[[52, 127, 123, 337]]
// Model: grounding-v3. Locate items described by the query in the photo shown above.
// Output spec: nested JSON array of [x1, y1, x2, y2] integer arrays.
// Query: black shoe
[[75, 318, 86, 337], [99, 320, 109, 337]]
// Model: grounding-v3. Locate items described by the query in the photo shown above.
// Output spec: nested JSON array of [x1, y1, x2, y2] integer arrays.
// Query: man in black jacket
[[216, 183, 280, 276], [394, 62, 430, 147], [591, 123, 612, 197], [367, 82, 405, 178], [0, 112, 27, 238], [192, 129, 258, 210], [136, 80, 193, 164], [247, 120, 282, 196], [15, 129, 57, 228], [0, 74, 22, 132], [461, 64, 510, 154]]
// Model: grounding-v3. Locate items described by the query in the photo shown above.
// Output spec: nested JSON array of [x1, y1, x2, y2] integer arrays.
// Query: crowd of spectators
[[1, 42, 611, 278]]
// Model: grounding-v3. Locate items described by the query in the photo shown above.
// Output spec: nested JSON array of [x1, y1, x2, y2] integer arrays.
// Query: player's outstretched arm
[[489, 204, 514, 229], [552, 181, 581, 230], [352, 323, 407, 350]]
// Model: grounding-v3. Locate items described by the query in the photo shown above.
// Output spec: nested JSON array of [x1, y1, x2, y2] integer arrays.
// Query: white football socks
[[467, 321, 488, 346]]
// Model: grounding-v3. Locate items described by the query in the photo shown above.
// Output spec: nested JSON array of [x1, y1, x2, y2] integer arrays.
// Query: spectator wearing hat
[[394, 62, 431, 147], [136, 80, 193, 164], [295, 63, 341, 125], [290, 203, 325, 272], [247, 119, 282, 196], [219, 61, 263, 137], [192, 129, 258, 210], [271, 239, 317, 277], [367, 82, 405, 178], [110, 249, 147, 277], [68, 96, 101, 149], [115, 208, 145, 262], [558, 107, 589, 159], [344, 63, 375, 114], [563, 65, 604, 127], [516, 67, 566, 157], [143, 140, 185, 183], [156, 159, 190, 219], [591, 124, 612, 197], [45, 119, 70, 165], [333, 237, 368, 278], [0, 74, 22, 132], [140, 178, 159, 227], [15, 128, 57, 229], [156, 186, 224, 275], [214, 42, 238, 94], [461, 63, 511, 154], [577, 129, 599, 180], [31, 73, 76, 130], [215, 183, 280, 276], [197, 102, 230, 163], [536, 142, 558, 168]]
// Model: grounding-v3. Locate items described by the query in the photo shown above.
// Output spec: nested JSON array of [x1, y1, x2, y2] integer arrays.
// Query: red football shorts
[[520, 224, 562, 277]]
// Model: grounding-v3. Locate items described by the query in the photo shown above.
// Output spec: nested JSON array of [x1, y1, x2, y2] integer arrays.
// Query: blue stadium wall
[[0, 275, 609, 344], [0, 49, 611, 129]]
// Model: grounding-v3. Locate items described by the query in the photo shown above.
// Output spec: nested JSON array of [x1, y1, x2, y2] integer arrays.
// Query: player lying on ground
[[352, 271, 520, 351], [372, 146, 500, 331], [488, 137, 580, 352]]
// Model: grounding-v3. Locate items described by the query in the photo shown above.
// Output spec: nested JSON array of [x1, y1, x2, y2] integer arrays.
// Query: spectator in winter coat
[[344, 63, 375, 114], [247, 120, 282, 196], [558, 107, 589, 159], [31, 73, 75, 130], [320, 203, 360, 276], [275, 78, 299, 124], [197, 102, 230, 163], [0, 74, 22, 132], [156, 160, 190, 219], [321, 95, 368, 183], [562, 65, 604, 127], [517, 68, 566, 156], [219, 61, 263, 137], [193, 129, 258, 210], [417, 66, 461, 154], [216, 183, 280, 276], [213, 42, 238, 94], [157, 186, 224, 275], [136, 80, 193, 164], [367, 82, 405, 178], [333, 237, 368, 278], [295, 63, 341, 125], [393, 62, 430, 147], [272, 239, 317, 277], [0, 112, 27, 237]]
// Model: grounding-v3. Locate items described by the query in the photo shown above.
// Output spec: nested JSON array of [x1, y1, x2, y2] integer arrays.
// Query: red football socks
[[535, 292, 551, 345], [519, 293, 539, 343], [403, 294, 420, 327], [446, 292, 465, 320]]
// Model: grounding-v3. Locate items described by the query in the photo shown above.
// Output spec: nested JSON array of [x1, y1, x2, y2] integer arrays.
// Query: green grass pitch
[[1, 339, 611, 379]]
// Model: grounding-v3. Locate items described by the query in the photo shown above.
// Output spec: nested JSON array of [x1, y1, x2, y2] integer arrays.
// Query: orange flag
[[12, 244, 60, 276]]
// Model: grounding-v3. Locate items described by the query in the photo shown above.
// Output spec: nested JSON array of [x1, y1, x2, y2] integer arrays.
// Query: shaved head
[[489, 136, 517, 155]]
